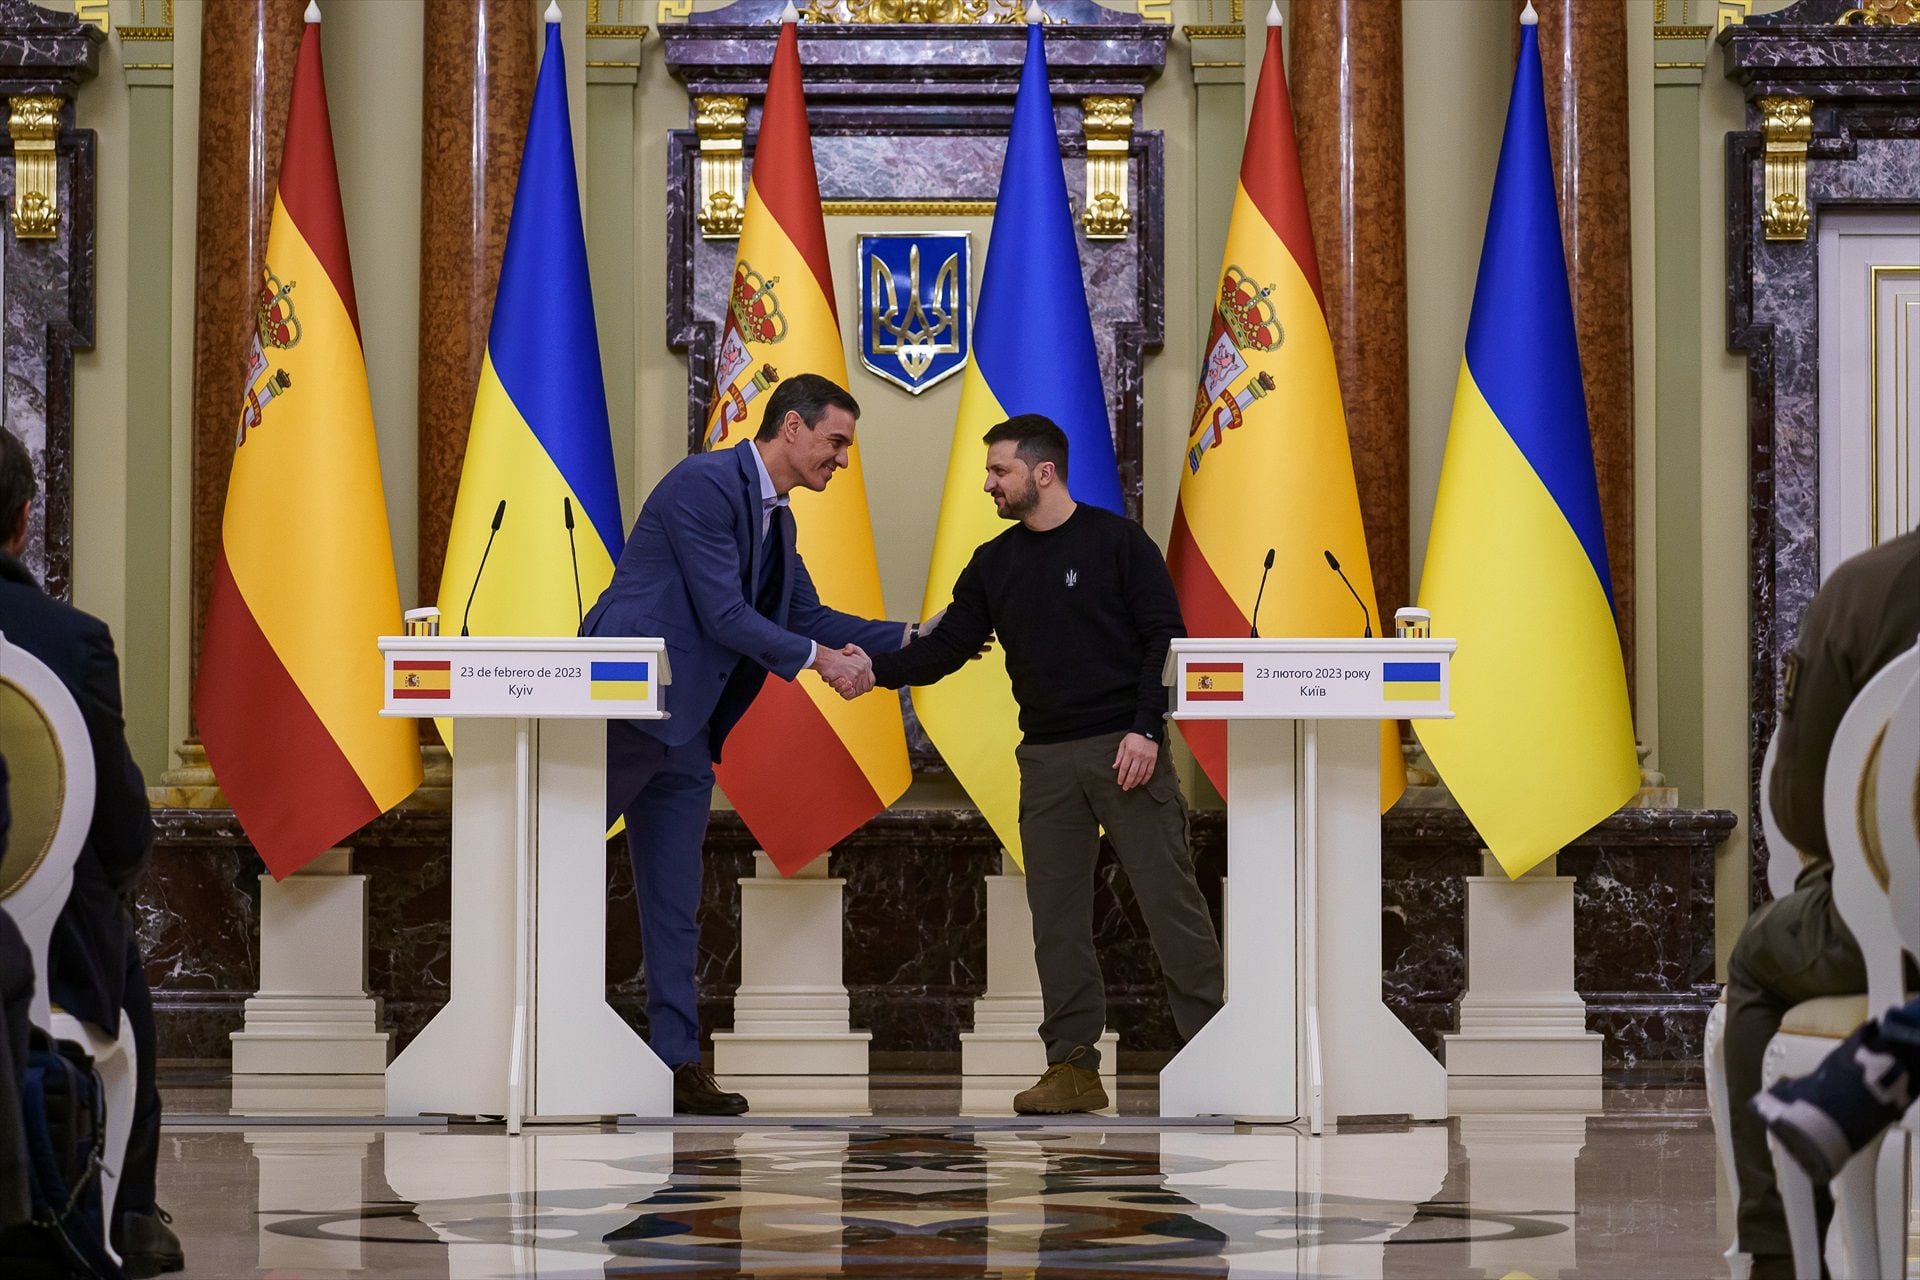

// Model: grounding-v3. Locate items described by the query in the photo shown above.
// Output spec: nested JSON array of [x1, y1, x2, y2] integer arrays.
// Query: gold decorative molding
[[695, 94, 747, 240], [587, 25, 650, 37], [657, 0, 696, 19], [1655, 25, 1715, 38], [1717, 0, 1757, 31], [1184, 23, 1245, 38], [1080, 95, 1134, 241], [8, 96, 61, 241], [1837, 0, 1920, 22], [1136, 0, 1174, 21], [72, 0, 110, 31], [117, 26, 173, 39], [1867, 265, 1919, 542], [1759, 95, 1812, 242], [821, 199, 994, 216], [801, 0, 1027, 21]]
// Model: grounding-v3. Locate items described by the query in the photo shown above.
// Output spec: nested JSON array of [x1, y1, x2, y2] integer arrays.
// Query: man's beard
[[996, 480, 1038, 521]]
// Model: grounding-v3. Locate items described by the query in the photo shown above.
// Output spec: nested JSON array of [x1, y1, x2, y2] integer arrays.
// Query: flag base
[[1443, 854, 1604, 1076], [711, 854, 873, 1085], [229, 849, 391, 1107]]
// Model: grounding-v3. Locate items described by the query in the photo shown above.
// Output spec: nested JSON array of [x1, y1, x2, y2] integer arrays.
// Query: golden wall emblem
[[859, 233, 971, 396]]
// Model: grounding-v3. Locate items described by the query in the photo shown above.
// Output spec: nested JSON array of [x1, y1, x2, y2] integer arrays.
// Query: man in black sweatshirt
[[865, 414, 1223, 1114]]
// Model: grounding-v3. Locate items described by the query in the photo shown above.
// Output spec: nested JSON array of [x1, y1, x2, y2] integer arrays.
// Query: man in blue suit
[[583, 373, 909, 1114]]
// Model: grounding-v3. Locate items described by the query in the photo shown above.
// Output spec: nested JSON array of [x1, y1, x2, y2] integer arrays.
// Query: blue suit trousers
[[612, 722, 718, 1068]]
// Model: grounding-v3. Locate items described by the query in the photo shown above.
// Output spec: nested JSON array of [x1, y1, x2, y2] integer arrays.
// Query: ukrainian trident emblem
[[706, 260, 788, 449], [1187, 264, 1285, 475], [859, 233, 970, 395], [236, 266, 302, 447]]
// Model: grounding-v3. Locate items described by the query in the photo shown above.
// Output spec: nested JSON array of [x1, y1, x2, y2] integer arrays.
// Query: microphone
[[563, 496, 584, 630], [1323, 549, 1373, 638], [1250, 548, 1275, 639], [461, 499, 506, 637]]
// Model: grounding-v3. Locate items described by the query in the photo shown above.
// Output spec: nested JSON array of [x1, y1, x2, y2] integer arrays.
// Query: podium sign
[[382, 636, 666, 719], [1161, 637, 1454, 1131], [1170, 637, 1453, 720], [377, 636, 672, 1129]]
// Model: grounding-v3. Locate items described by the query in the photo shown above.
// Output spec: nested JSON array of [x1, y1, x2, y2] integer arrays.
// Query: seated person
[[1723, 527, 1920, 1279], [0, 430, 181, 1277]]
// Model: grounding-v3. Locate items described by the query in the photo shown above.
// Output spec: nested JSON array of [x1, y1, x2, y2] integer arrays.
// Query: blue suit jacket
[[583, 445, 902, 790]]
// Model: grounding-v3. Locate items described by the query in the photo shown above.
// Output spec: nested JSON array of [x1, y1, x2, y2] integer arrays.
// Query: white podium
[[377, 636, 673, 1129], [1160, 638, 1453, 1132]]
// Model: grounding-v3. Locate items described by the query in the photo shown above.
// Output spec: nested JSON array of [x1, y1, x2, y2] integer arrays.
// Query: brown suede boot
[[1013, 1046, 1109, 1115]]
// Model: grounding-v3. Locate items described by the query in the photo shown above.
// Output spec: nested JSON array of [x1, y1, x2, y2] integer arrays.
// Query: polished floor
[[153, 1070, 1727, 1279]]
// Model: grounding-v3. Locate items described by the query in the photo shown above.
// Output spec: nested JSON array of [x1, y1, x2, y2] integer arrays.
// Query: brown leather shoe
[[1013, 1046, 1109, 1115], [673, 1062, 748, 1116]]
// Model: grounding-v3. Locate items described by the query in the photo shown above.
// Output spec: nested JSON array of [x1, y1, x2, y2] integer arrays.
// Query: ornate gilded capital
[[1080, 95, 1134, 241], [8, 96, 63, 240], [695, 94, 748, 241], [1836, 0, 1919, 24], [1759, 95, 1812, 242]]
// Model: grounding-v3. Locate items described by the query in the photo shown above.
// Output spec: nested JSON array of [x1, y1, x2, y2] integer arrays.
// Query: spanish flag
[[1411, 7, 1637, 878], [196, 7, 421, 878], [914, 11, 1125, 864], [704, 11, 910, 874], [1165, 9, 1402, 811], [436, 15, 622, 694]]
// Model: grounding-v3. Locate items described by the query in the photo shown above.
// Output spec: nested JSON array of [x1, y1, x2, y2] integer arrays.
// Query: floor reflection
[[161, 1084, 1723, 1279]]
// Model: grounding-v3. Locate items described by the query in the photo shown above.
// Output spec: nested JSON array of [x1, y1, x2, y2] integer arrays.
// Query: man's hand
[[1112, 732, 1159, 791], [813, 643, 874, 699]]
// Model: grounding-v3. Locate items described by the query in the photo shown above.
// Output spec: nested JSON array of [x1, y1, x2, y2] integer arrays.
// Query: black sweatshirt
[[871, 504, 1186, 744]]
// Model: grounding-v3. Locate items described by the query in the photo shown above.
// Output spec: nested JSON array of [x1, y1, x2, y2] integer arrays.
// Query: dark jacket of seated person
[[0, 554, 153, 1034], [1769, 526, 1920, 874]]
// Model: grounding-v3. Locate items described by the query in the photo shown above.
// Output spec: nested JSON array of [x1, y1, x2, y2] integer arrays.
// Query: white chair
[[1878, 664, 1920, 1265], [0, 631, 134, 1261], [1707, 725, 1834, 1279], [1771, 645, 1920, 1279]]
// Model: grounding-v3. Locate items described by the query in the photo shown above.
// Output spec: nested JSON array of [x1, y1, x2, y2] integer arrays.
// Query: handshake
[[812, 644, 875, 700]]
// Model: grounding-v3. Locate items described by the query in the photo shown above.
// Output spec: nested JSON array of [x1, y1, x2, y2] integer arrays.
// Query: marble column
[[188, 0, 305, 679], [1521, 0, 1637, 691], [1291, 0, 1409, 624], [415, 0, 535, 610]]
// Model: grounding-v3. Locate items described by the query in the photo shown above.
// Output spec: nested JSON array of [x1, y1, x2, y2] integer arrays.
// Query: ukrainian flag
[[589, 661, 650, 702], [436, 17, 621, 675], [1411, 8, 1638, 878], [915, 11, 1123, 862]]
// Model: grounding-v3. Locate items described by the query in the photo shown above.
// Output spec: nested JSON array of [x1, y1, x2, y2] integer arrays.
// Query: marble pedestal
[[1444, 854, 1603, 1076], [713, 853, 871, 1110], [228, 848, 389, 1113], [959, 856, 1118, 1109]]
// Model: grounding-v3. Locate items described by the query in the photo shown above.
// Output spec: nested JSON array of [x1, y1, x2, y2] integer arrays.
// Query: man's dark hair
[[0, 428, 34, 541], [982, 414, 1069, 484], [756, 373, 860, 441]]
